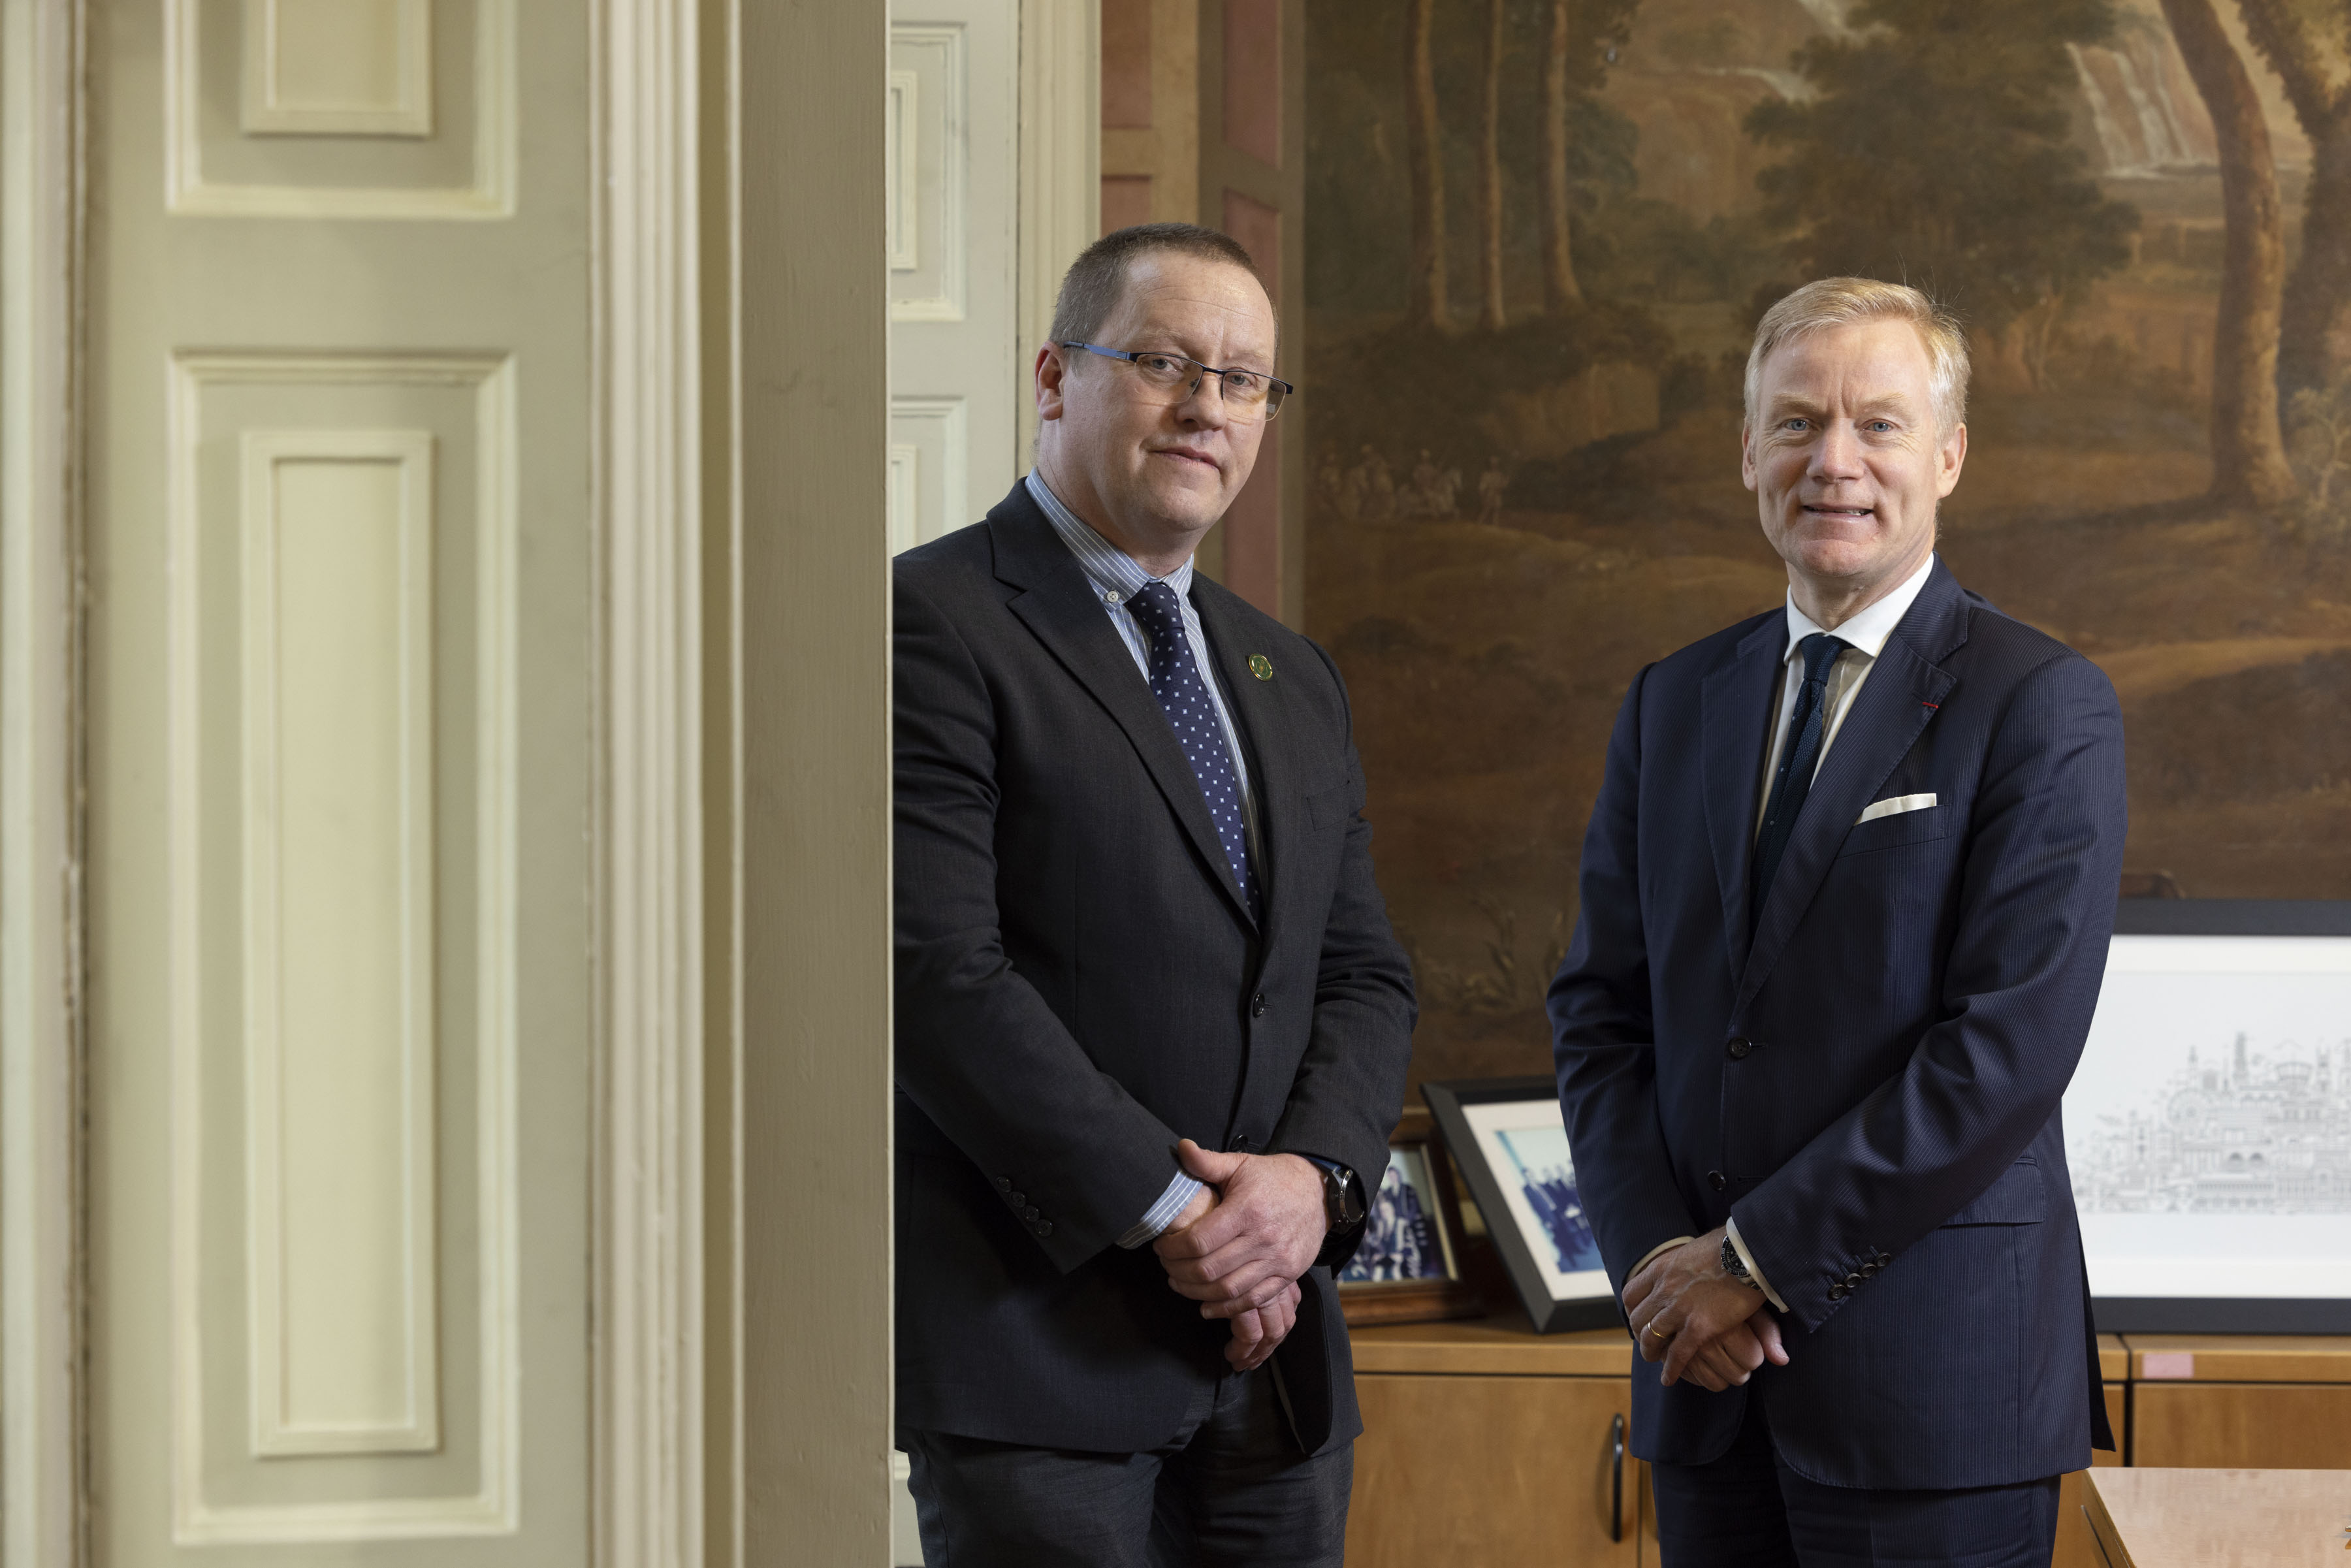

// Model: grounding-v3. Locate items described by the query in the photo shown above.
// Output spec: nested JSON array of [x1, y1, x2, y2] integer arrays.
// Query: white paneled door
[[86, 1, 590, 1563], [889, 0, 1023, 552]]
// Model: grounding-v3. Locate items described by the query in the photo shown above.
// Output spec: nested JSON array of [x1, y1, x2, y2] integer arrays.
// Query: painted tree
[[2161, 0, 2300, 506], [1746, 0, 2137, 386], [1405, 0, 1450, 328], [1542, 0, 1639, 313], [2235, 0, 2351, 406], [1480, 0, 1509, 328]]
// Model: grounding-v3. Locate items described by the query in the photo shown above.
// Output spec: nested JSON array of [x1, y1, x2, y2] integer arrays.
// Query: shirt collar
[[1782, 552, 1936, 663], [1026, 470, 1193, 607]]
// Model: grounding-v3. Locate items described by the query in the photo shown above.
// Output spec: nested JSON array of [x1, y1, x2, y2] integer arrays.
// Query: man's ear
[[1739, 422, 1759, 493], [1936, 421, 1968, 498], [1035, 342, 1068, 423]]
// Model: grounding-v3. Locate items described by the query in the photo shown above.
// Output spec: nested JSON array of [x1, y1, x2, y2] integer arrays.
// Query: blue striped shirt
[[1027, 469, 1256, 1247]]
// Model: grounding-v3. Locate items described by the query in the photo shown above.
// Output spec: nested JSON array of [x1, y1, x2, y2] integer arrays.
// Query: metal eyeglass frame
[[1060, 342, 1294, 419]]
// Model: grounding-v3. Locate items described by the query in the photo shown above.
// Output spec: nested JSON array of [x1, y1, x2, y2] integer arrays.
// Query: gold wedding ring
[[1645, 1323, 1670, 1339]]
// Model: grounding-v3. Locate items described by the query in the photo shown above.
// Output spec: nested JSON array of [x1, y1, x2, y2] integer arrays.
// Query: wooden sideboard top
[[2085, 1468, 2351, 1567], [1349, 1311, 1637, 1377], [2125, 1336, 2351, 1384]]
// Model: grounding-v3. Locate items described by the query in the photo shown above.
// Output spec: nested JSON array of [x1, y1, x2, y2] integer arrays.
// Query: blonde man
[[1550, 278, 2125, 1566]]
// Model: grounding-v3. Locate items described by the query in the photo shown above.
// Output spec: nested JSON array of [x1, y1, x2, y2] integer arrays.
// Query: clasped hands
[[1151, 1138, 1326, 1372], [1622, 1224, 1790, 1392]]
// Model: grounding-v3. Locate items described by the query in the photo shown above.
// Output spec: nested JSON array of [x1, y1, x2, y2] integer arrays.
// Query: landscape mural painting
[[1304, 0, 2351, 1084]]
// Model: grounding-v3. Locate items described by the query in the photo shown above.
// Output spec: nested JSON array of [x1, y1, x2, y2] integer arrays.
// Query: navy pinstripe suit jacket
[[1550, 558, 2126, 1488]]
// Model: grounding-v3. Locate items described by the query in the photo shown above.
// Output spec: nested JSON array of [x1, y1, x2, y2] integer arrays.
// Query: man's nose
[[1174, 370, 1230, 430], [1810, 422, 1863, 479]]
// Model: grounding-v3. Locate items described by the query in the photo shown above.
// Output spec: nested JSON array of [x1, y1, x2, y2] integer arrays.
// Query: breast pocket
[[1836, 801, 1952, 857]]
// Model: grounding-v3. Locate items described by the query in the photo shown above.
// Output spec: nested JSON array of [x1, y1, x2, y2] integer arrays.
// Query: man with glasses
[[892, 223, 1415, 1565]]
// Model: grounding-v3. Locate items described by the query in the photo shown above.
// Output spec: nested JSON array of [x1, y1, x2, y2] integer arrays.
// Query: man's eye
[[1865, 420, 1894, 433], [1136, 354, 1181, 372], [1782, 419, 1810, 432], [1223, 372, 1264, 392]]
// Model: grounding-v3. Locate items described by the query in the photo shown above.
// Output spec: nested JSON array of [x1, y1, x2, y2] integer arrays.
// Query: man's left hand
[[1623, 1226, 1791, 1391], [1152, 1138, 1326, 1319]]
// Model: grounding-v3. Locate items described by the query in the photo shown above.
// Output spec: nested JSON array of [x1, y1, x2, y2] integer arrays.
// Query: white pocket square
[[1856, 793, 1936, 825]]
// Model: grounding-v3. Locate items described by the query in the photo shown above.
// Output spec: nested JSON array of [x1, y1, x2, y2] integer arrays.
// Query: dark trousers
[[900, 1366, 1351, 1567], [1648, 1396, 2060, 1568]]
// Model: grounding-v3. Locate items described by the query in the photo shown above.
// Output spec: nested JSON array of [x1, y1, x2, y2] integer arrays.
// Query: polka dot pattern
[[1127, 581, 1260, 920]]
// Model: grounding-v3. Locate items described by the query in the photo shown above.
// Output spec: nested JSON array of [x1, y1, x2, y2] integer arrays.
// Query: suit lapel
[[1700, 616, 1787, 984], [990, 491, 1258, 929], [1735, 565, 1968, 1013], [1194, 584, 1297, 934]]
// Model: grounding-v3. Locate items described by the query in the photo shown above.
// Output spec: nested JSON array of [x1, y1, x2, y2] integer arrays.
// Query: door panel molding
[[164, 0, 515, 219], [166, 353, 522, 1544]]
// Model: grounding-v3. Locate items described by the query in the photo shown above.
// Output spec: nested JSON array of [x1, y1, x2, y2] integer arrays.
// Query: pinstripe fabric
[[1550, 559, 2128, 1490]]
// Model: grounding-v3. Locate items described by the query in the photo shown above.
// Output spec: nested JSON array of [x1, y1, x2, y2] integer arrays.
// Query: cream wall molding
[[240, 0, 435, 138], [1016, 0, 1100, 455], [0, 0, 88, 1562], [237, 426, 443, 1462], [167, 351, 522, 1544], [165, 0, 515, 219], [594, 0, 707, 1563]]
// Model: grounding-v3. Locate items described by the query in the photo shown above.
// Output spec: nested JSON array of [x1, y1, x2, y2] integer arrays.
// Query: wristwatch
[[1720, 1234, 1763, 1290], [1314, 1159, 1366, 1234]]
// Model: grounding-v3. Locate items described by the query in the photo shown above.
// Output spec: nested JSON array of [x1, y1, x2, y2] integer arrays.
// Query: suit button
[[1008, 1192, 1025, 1207], [1023, 1206, 1040, 1221], [1828, 1283, 1847, 1301], [1727, 1037, 1753, 1061], [994, 1176, 1012, 1192], [1708, 1171, 1727, 1191], [1232, 1134, 1253, 1153], [1876, 1251, 1893, 1268], [1860, 1262, 1879, 1277], [1250, 992, 1267, 1018], [1846, 1272, 1863, 1289], [1035, 1221, 1053, 1237]]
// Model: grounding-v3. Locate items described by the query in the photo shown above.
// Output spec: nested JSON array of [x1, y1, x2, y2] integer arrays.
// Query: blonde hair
[[1744, 278, 1971, 435]]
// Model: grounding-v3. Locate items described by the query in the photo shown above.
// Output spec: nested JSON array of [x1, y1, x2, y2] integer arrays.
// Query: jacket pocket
[[1939, 1158, 2047, 1226], [1303, 778, 1353, 829], [1836, 802, 1953, 857]]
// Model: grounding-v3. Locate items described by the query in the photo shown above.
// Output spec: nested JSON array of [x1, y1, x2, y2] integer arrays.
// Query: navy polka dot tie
[[1128, 581, 1258, 920]]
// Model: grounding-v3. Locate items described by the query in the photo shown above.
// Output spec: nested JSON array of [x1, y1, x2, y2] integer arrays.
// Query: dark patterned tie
[[1127, 581, 1258, 920], [1750, 632, 1849, 933]]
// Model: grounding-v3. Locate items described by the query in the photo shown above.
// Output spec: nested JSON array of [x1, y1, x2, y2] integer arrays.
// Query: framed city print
[[1422, 1076, 1620, 1334], [2070, 900, 2351, 1333], [1335, 1104, 1484, 1327]]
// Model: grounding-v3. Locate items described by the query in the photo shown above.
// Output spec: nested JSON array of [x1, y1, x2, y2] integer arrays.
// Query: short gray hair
[[1744, 278, 1971, 435]]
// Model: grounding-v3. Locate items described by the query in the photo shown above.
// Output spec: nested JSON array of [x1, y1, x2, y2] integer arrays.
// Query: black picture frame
[[1421, 1076, 1622, 1334], [2082, 899, 2351, 1334]]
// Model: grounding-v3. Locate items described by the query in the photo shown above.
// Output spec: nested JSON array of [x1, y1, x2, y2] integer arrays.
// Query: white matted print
[[2064, 935, 2351, 1300], [1461, 1098, 1612, 1301]]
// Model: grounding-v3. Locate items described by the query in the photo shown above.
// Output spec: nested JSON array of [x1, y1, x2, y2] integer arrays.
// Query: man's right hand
[[1159, 1180, 1303, 1369], [1623, 1229, 1790, 1392]]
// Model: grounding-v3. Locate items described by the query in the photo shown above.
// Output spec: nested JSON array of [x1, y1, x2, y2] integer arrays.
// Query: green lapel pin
[[1248, 654, 1275, 681]]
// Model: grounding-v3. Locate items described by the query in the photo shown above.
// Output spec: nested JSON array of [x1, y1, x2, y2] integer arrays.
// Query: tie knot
[[1799, 632, 1847, 683], [1130, 579, 1183, 628]]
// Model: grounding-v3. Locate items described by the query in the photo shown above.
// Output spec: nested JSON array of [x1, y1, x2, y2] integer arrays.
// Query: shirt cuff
[[1725, 1217, 1789, 1313], [1629, 1235, 1695, 1282], [1116, 1172, 1205, 1249]]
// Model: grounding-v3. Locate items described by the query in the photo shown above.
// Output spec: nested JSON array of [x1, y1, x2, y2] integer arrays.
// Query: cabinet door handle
[[1610, 1412, 1625, 1544]]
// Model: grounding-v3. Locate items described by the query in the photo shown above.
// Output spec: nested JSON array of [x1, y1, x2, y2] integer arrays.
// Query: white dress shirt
[[1643, 555, 1938, 1312], [1025, 470, 1256, 1248]]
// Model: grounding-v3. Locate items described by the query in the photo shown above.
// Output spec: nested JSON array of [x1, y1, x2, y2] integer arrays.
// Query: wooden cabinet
[[1347, 1317, 1640, 1566], [1346, 1321, 2350, 1562], [2128, 1334, 2351, 1471], [2052, 1351, 2129, 1568]]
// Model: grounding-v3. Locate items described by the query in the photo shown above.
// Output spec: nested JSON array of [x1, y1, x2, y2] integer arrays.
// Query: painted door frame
[[2, 2, 1095, 1565]]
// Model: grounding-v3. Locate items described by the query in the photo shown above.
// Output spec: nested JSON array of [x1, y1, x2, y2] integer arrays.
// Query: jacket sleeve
[[1548, 662, 1708, 1287], [893, 568, 1186, 1273], [1729, 652, 2128, 1330], [1266, 641, 1419, 1217]]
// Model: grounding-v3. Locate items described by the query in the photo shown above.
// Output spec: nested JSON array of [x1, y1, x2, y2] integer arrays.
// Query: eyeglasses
[[1061, 343, 1294, 421]]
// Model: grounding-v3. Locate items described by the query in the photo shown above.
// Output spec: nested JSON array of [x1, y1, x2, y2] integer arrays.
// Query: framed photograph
[[1422, 1076, 1620, 1334], [1335, 1104, 1484, 1327], [2069, 901, 2351, 1333]]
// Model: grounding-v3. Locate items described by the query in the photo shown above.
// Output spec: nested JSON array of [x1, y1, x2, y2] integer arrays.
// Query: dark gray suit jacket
[[1550, 560, 2126, 1488], [893, 480, 1416, 1454]]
